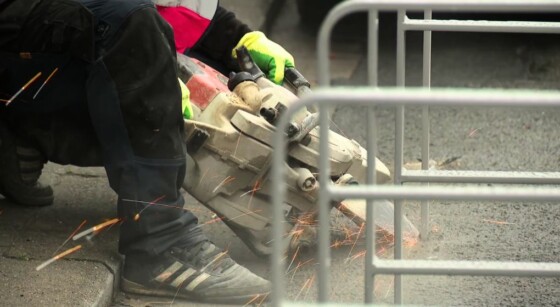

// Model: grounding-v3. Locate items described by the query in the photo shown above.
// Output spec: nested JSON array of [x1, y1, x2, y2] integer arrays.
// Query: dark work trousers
[[0, 0, 205, 256]]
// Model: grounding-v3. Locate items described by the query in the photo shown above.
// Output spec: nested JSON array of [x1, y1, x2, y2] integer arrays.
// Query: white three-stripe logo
[[155, 261, 183, 282]]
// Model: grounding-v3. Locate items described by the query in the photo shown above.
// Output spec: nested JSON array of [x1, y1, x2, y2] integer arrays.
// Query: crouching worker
[[0, 0, 294, 304]]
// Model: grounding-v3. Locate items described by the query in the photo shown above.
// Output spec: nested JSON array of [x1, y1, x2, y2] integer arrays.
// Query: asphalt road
[[321, 11, 560, 307]]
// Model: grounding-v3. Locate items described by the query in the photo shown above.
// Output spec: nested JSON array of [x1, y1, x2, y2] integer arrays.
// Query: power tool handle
[[285, 67, 312, 98], [235, 46, 265, 80]]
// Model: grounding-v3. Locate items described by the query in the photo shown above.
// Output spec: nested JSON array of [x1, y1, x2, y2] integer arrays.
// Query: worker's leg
[[85, 3, 270, 302], [0, 119, 53, 206], [81, 0, 204, 256], [0, 0, 95, 206]]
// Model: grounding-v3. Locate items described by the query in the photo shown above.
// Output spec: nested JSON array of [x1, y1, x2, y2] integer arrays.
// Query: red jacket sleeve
[[156, 4, 214, 53]]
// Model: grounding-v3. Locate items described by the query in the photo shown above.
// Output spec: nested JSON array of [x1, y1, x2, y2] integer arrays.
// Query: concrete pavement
[[0, 1, 279, 307], [0, 165, 120, 307]]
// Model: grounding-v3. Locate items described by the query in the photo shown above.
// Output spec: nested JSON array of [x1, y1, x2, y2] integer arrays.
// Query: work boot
[[0, 123, 54, 206], [121, 240, 271, 305]]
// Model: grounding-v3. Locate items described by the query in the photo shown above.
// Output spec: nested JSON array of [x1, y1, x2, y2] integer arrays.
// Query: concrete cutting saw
[[179, 48, 419, 257]]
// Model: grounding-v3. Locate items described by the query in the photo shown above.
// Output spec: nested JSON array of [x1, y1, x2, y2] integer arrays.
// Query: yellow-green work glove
[[179, 78, 193, 120], [233, 31, 295, 85]]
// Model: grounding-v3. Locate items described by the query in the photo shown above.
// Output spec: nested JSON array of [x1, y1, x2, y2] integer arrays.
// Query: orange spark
[[124, 195, 167, 221], [36, 245, 82, 271], [467, 128, 479, 138], [331, 240, 344, 249], [347, 222, 365, 260], [203, 215, 223, 225], [52, 220, 87, 256], [212, 176, 236, 193], [147, 194, 166, 205], [245, 180, 261, 209], [243, 295, 259, 306], [122, 197, 187, 213], [72, 218, 120, 241], [201, 209, 262, 226], [294, 276, 314, 301], [373, 276, 396, 298], [243, 294, 268, 307], [303, 275, 316, 301], [198, 168, 211, 186], [202, 251, 229, 271], [383, 277, 395, 298], [257, 293, 269, 306], [286, 246, 301, 273], [6, 72, 42, 106], [33, 67, 58, 99], [290, 258, 315, 280], [233, 135, 241, 157], [377, 246, 388, 257], [92, 218, 120, 232], [348, 250, 367, 262], [289, 228, 305, 238], [482, 219, 514, 225]]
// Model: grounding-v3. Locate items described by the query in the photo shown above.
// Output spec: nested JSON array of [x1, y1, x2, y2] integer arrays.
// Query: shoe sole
[[121, 277, 270, 305], [0, 187, 54, 207]]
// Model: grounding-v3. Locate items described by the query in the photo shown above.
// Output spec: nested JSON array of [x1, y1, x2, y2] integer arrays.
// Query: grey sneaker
[[121, 241, 271, 305], [0, 123, 53, 206]]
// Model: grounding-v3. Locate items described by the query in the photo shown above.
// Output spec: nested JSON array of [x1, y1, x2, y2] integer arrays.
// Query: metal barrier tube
[[421, 9, 432, 240], [365, 9, 379, 304], [295, 88, 560, 108], [368, 10, 379, 86], [394, 9, 407, 304], [373, 258, 560, 277], [271, 91, 326, 306], [271, 111, 289, 306], [404, 18, 560, 33], [402, 170, 560, 184], [321, 0, 560, 13], [421, 10, 432, 87], [328, 184, 560, 202], [365, 108, 378, 303], [318, 102, 332, 302]]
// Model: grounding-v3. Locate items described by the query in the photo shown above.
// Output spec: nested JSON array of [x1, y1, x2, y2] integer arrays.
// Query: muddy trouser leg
[[84, 4, 205, 256]]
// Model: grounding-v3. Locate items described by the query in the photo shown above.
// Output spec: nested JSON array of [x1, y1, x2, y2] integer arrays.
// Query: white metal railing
[[271, 89, 560, 306], [270, 0, 560, 306]]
